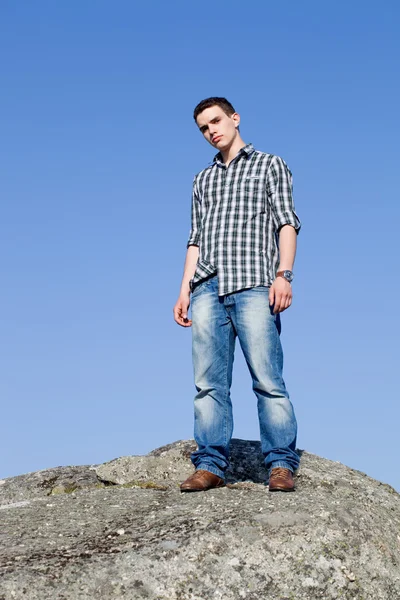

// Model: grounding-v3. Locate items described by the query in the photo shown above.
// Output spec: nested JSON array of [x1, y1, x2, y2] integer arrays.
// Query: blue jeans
[[190, 274, 299, 480]]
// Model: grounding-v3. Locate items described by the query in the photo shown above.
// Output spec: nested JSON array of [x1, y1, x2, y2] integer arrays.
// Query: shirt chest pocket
[[239, 176, 267, 216]]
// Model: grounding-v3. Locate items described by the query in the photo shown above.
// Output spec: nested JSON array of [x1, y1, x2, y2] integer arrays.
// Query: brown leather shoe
[[269, 467, 295, 492], [180, 469, 225, 492]]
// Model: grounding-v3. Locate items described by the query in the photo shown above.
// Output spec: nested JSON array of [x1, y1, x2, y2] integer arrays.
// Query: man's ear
[[232, 112, 240, 126]]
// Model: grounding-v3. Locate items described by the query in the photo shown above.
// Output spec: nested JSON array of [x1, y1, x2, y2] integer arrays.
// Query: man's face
[[196, 106, 240, 150]]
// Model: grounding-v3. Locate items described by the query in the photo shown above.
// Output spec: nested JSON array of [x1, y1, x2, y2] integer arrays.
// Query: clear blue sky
[[1, 1, 399, 491]]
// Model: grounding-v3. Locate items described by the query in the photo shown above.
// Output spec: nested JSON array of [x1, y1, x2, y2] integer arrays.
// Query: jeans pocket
[[191, 276, 216, 299]]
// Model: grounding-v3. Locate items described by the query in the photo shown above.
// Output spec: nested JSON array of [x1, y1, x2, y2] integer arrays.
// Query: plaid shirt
[[187, 142, 301, 296]]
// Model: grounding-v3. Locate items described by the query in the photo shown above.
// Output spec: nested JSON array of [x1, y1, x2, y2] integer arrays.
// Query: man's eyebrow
[[199, 117, 220, 131]]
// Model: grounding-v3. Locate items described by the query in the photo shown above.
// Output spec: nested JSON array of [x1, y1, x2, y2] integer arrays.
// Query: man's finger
[[269, 287, 275, 307], [183, 301, 191, 320], [180, 314, 192, 327], [278, 292, 292, 312], [173, 300, 193, 327], [273, 291, 282, 313], [278, 301, 286, 313], [277, 293, 289, 313], [174, 304, 183, 325]]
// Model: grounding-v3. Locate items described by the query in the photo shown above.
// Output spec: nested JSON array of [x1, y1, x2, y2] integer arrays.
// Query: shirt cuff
[[275, 211, 301, 234], [187, 237, 200, 248]]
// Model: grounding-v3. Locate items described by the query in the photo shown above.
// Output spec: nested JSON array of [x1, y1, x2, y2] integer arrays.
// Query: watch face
[[284, 270, 294, 282]]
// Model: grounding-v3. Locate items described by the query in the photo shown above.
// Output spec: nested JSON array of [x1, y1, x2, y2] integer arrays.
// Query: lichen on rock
[[0, 439, 399, 600]]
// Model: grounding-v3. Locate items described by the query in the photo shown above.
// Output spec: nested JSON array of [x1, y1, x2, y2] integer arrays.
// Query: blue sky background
[[1, 1, 399, 491]]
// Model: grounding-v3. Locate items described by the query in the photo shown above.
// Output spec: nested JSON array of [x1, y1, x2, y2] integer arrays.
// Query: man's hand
[[173, 292, 192, 327], [269, 277, 292, 314]]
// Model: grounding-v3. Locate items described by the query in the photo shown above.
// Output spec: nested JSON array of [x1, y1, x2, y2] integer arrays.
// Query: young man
[[173, 97, 301, 492]]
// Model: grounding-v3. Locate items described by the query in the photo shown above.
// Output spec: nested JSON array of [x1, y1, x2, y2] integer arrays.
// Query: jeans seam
[[223, 313, 230, 447], [275, 316, 287, 396]]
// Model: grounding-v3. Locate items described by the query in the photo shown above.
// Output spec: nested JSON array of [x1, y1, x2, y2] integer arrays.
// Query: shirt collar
[[212, 142, 255, 164]]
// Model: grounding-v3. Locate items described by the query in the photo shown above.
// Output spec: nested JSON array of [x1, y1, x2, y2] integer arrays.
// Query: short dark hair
[[193, 97, 236, 123]]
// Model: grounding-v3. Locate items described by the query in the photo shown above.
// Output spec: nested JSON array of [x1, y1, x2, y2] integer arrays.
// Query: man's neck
[[220, 136, 247, 166]]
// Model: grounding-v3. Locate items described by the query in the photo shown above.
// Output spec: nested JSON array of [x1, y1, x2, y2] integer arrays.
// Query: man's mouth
[[212, 136, 222, 143]]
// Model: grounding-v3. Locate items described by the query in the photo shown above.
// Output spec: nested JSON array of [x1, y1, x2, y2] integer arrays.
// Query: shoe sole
[[180, 483, 225, 493]]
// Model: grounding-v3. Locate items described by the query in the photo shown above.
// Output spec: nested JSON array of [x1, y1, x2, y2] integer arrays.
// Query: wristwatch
[[276, 270, 294, 283]]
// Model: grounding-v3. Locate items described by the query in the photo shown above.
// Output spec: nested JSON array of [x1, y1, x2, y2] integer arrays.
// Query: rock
[[0, 438, 399, 599], [0, 464, 107, 504]]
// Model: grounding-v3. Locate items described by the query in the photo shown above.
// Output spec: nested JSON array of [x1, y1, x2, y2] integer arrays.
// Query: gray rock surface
[[0, 439, 399, 599]]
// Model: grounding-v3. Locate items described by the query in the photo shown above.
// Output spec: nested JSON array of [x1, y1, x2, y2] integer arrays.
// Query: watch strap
[[276, 270, 294, 282]]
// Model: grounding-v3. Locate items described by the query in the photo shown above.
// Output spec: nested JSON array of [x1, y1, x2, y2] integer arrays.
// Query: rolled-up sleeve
[[187, 177, 202, 248], [267, 155, 301, 234]]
